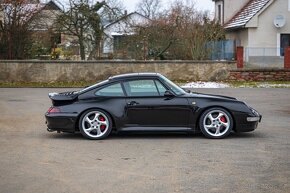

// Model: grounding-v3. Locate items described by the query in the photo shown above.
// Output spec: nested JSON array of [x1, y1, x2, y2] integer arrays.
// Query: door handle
[[127, 101, 139, 106]]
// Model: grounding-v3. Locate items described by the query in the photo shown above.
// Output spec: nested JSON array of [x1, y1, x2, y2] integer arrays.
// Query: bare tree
[[88, 0, 124, 59], [56, 0, 104, 60], [0, 0, 45, 59], [131, 0, 225, 60], [0, 0, 61, 59], [100, 0, 124, 23], [136, 0, 162, 19], [56, 0, 124, 60]]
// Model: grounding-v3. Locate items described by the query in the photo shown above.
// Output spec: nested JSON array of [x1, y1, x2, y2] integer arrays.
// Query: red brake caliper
[[98, 115, 105, 122], [220, 116, 227, 123], [100, 125, 106, 131], [98, 115, 106, 131]]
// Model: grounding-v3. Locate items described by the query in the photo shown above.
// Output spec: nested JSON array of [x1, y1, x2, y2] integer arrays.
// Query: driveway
[[0, 88, 289, 193]]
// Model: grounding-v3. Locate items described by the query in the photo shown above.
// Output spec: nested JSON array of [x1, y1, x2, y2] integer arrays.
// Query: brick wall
[[228, 69, 290, 81]]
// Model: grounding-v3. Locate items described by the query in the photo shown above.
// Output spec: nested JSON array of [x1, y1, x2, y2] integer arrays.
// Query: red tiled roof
[[224, 0, 271, 29]]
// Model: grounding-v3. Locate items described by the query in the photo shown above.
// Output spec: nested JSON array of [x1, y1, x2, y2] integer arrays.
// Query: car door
[[123, 79, 190, 127]]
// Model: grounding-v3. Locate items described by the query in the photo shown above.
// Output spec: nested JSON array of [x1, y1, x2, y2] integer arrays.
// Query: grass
[[177, 81, 290, 88], [0, 81, 290, 88], [226, 81, 290, 88]]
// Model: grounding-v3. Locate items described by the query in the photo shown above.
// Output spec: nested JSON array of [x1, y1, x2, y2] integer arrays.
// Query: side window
[[155, 80, 167, 95], [124, 79, 159, 96], [95, 83, 124, 96]]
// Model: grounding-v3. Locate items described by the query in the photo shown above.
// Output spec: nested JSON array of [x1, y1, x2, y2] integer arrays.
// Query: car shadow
[[44, 131, 204, 140], [227, 131, 266, 139], [43, 130, 266, 140], [44, 132, 84, 140], [109, 132, 204, 140]]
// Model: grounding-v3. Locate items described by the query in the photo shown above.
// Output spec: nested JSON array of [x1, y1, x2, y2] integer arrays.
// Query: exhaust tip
[[47, 128, 55, 132]]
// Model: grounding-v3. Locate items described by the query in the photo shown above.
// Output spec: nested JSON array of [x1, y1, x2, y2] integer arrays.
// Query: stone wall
[[0, 60, 236, 82], [228, 69, 290, 81]]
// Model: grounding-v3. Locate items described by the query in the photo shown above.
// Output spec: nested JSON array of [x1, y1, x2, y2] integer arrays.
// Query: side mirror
[[182, 88, 191, 93], [164, 90, 175, 97]]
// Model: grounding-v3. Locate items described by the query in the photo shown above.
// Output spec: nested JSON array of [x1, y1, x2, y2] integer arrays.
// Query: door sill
[[118, 126, 193, 132]]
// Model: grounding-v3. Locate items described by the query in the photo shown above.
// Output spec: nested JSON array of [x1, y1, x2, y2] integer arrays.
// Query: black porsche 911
[[45, 73, 261, 139]]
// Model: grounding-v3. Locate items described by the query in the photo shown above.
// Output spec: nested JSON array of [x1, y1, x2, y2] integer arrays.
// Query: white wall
[[104, 13, 149, 38], [247, 0, 290, 51], [223, 0, 247, 23], [103, 13, 149, 54], [214, 0, 246, 23]]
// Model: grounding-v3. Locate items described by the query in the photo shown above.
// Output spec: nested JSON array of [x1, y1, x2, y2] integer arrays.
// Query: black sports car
[[45, 73, 261, 139]]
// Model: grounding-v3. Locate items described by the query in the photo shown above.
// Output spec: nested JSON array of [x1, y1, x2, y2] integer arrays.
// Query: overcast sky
[[122, 0, 214, 13]]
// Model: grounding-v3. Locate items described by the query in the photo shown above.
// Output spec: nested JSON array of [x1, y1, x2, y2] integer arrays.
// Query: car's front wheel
[[199, 108, 233, 139], [79, 109, 112, 140]]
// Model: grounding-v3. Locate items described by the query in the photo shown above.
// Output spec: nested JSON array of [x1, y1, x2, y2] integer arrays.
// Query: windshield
[[74, 80, 109, 94], [160, 75, 186, 95]]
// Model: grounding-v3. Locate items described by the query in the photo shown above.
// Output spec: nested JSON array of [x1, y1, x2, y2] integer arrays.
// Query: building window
[[218, 5, 222, 23], [280, 34, 290, 56], [216, 2, 223, 25]]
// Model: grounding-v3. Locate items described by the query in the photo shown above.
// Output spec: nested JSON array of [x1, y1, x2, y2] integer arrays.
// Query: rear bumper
[[45, 113, 78, 132]]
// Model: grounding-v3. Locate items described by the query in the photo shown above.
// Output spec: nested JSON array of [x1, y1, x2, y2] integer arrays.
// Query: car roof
[[109, 73, 161, 81]]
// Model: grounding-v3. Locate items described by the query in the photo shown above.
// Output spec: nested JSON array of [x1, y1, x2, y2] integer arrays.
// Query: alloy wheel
[[80, 110, 111, 139], [200, 108, 233, 138]]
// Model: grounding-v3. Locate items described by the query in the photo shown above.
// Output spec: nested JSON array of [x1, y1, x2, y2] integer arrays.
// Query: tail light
[[47, 107, 61, 113]]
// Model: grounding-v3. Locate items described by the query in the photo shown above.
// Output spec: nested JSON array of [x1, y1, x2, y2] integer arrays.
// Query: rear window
[[95, 83, 125, 97]]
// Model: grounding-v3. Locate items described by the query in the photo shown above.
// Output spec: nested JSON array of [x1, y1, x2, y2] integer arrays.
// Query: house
[[103, 12, 150, 59], [213, 0, 290, 66], [0, 0, 63, 59], [0, 0, 62, 30], [29, 1, 63, 49]]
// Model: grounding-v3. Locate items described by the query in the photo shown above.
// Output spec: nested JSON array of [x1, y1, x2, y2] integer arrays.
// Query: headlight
[[250, 107, 259, 116], [247, 117, 260, 122]]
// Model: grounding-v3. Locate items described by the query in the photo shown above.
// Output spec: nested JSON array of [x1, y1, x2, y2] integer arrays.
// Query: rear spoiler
[[48, 92, 78, 105], [48, 92, 58, 98]]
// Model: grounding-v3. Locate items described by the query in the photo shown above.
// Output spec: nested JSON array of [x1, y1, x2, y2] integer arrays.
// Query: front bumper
[[247, 107, 262, 122], [234, 107, 262, 132]]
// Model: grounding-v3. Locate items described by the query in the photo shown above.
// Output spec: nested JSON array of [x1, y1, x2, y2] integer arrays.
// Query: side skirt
[[118, 127, 197, 132]]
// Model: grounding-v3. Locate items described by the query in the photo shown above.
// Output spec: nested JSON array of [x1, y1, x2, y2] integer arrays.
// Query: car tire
[[79, 109, 112, 140], [199, 107, 233, 139]]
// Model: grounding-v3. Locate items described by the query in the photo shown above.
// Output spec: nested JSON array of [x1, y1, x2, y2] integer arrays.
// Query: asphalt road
[[0, 88, 289, 193]]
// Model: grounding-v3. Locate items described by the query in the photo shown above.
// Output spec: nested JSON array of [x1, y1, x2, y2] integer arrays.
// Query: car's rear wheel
[[79, 109, 112, 140], [199, 108, 233, 139]]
